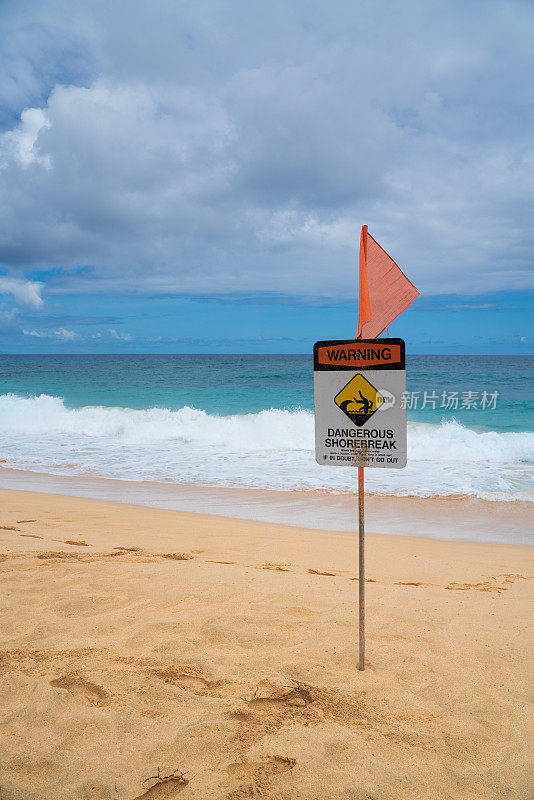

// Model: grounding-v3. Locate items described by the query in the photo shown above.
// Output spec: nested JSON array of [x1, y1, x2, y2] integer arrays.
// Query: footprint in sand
[[262, 563, 290, 572], [50, 675, 109, 707], [248, 680, 313, 709], [113, 546, 142, 552], [226, 756, 295, 779], [161, 552, 194, 561], [152, 667, 232, 698], [395, 581, 425, 587], [37, 551, 87, 561], [62, 539, 90, 546], [309, 569, 336, 577], [243, 680, 395, 733], [134, 770, 189, 799], [445, 574, 531, 593], [226, 756, 296, 794]]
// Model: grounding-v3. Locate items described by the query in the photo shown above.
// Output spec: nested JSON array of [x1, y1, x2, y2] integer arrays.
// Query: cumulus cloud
[[0, 276, 44, 308], [0, 0, 533, 299], [22, 326, 79, 340], [1, 107, 51, 167], [107, 328, 133, 341]]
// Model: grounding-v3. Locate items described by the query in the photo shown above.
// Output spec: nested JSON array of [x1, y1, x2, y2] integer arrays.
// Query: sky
[[0, 0, 533, 354]]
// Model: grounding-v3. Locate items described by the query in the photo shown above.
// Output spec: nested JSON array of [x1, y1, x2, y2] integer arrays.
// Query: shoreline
[[0, 488, 532, 799], [0, 466, 532, 545]]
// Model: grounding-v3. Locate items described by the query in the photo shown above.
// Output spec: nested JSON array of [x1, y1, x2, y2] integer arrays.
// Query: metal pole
[[358, 465, 365, 670]]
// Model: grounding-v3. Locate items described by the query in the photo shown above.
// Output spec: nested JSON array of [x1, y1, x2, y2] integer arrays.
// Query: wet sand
[[0, 466, 531, 545]]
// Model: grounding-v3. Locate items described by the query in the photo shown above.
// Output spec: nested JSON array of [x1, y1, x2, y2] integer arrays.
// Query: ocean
[[0, 354, 532, 503]]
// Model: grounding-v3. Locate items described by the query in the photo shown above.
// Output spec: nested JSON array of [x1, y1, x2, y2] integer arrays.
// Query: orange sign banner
[[316, 342, 402, 366]]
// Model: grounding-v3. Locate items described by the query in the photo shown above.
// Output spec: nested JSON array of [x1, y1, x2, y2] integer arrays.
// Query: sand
[[2, 466, 532, 545], [0, 488, 532, 799]]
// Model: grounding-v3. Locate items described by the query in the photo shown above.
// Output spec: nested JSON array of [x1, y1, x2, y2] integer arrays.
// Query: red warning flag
[[356, 225, 419, 338]]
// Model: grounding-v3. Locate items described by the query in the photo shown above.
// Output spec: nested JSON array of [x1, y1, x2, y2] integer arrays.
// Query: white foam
[[0, 393, 532, 500]]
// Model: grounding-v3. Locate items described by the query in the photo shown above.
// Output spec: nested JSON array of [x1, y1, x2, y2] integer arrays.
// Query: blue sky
[[2, 287, 530, 355], [0, 0, 533, 354]]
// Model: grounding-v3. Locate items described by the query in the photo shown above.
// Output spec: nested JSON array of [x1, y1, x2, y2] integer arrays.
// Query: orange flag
[[356, 225, 419, 338]]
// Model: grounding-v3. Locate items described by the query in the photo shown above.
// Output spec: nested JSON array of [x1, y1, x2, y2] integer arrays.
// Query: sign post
[[314, 225, 418, 670], [313, 338, 408, 669], [358, 465, 365, 670]]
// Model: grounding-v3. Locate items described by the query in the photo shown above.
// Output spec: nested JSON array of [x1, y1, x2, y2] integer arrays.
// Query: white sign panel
[[314, 338, 407, 469]]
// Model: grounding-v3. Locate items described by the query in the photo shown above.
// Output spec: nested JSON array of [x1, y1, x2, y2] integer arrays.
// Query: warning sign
[[314, 338, 407, 469], [334, 374, 384, 427]]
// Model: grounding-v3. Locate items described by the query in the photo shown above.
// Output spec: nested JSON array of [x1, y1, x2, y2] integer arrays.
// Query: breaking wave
[[0, 393, 532, 501]]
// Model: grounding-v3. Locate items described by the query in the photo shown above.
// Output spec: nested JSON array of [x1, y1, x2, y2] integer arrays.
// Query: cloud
[[22, 326, 79, 340], [55, 327, 80, 341], [0, 0, 533, 300], [107, 328, 133, 341], [21, 325, 133, 342], [1, 107, 51, 167], [0, 276, 44, 308]]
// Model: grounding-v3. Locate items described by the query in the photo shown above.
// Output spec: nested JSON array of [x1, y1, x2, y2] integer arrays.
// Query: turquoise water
[[0, 354, 532, 500], [0, 354, 531, 430]]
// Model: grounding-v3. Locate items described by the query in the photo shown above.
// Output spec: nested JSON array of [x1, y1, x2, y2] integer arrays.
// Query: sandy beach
[[0, 489, 532, 799], [2, 0, 534, 796]]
